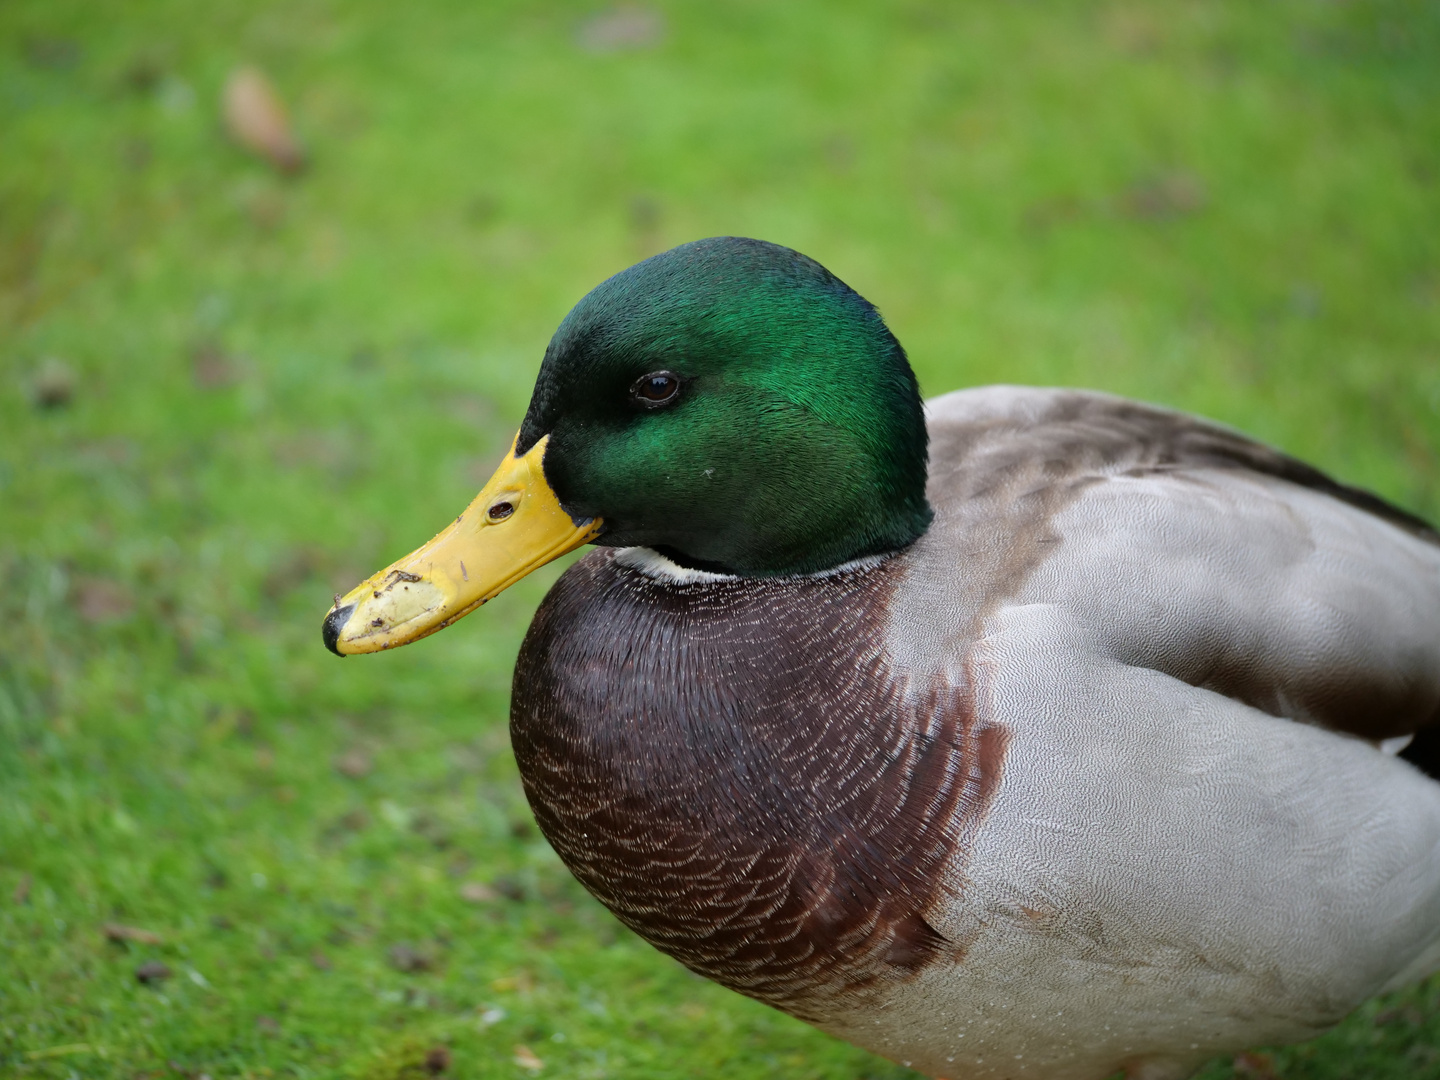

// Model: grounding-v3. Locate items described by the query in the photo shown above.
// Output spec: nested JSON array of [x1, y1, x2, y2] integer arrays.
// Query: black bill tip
[[322, 603, 355, 656]]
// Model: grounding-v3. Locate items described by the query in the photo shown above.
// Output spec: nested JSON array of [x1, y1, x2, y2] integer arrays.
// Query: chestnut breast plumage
[[509, 549, 1007, 1021]]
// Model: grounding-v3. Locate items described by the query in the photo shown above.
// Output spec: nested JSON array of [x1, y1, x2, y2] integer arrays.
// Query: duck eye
[[630, 371, 682, 407]]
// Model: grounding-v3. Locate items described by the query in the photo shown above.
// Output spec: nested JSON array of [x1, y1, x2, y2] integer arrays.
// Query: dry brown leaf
[[423, 1046, 451, 1074], [30, 357, 76, 408], [387, 942, 435, 973], [511, 1045, 543, 1072], [191, 341, 240, 389], [103, 922, 164, 945], [1122, 171, 1207, 220], [491, 874, 526, 902], [335, 808, 370, 832], [72, 577, 135, 623], [135, 960, 172, 985], [333, 748, 373, 779], [576, 5, 664, 53], [223, 66, 305, 173]]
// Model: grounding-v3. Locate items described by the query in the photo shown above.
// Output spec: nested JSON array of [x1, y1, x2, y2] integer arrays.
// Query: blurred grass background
[[2, 0, 1438, 1077]]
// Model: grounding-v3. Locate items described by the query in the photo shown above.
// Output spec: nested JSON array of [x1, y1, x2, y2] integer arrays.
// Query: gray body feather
[[847, 387, 1440, 1079]]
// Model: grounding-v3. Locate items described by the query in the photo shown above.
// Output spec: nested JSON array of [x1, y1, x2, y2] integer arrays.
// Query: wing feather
[[916, 386, 1440, 743]]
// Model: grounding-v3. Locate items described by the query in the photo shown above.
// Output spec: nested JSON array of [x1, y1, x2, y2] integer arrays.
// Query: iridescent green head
[[518, 237, 932, 576], [323, 238, 933, 654]]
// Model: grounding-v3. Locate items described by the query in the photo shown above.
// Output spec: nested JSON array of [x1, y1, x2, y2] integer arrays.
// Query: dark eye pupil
[[634, 372, 680, 403]]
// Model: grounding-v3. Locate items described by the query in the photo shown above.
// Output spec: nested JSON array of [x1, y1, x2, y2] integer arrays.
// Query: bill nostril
[[488, 501, 515, 521]]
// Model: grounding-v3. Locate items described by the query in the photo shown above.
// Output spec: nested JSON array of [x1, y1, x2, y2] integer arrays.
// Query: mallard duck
[[322, 237, 1440, 1080]]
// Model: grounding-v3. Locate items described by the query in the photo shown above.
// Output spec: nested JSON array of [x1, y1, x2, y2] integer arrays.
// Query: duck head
[[323, 236, 931, 655]]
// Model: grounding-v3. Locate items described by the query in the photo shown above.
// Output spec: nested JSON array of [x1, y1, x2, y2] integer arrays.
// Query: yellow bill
[[322, 434, 602, 656]]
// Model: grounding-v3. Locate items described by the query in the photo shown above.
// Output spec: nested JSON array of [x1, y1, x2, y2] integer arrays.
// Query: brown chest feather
[[510, 551, 1005, 1020]]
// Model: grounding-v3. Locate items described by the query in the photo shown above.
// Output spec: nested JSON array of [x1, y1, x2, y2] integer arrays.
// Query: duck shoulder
[[898, 385, 1440, 746]]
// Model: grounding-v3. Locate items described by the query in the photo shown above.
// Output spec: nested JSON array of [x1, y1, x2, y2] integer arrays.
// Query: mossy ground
[[2, 1, 1438, 1077]]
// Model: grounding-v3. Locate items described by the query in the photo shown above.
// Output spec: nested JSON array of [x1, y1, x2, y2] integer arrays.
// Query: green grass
[[1, 0, 1438, 1076]]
